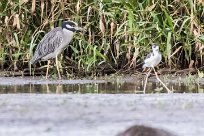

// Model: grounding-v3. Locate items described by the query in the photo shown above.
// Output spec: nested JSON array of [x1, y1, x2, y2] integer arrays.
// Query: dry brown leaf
[[15, 14, 20, 29], [60, 0, 65, 17], [174, 0, 181, 3], [41, 0, 45, 22], [111, 21, 115, 32], [126, 44, 131, 61], [19, 0, 28, 5], [51, 0, 55, 29], [76, 0, 80, 14], [110, 20, 115, 39], [10, 1, 14, 6], [198, 44, 204, 51], [4, 16, 9, 27], [13, 15, 17, 27], [145, 4, 156, 11], [88, 28, 92, 44], [191, 20, 202, 52], [197, 0, 204, 6], [99, 14, 106, 36], [170, 46, 182, 58], [31, 0, 36, 15], [189, 60, 194, 68], [130, 47, 139, 68], [87, 6, 91, 22], [123, 12, 127, 42], [126, 52, 130, 62], [115, 41, 120, 59]]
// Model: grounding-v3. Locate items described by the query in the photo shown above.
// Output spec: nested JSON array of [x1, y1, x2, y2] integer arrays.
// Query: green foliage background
[[0, 0, 204, 76]]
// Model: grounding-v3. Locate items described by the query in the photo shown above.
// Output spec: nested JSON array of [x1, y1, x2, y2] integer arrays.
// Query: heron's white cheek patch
[[66, 24, 73, 28]]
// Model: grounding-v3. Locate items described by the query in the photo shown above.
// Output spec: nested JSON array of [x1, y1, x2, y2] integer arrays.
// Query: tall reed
[[0, 0, 203, 76]]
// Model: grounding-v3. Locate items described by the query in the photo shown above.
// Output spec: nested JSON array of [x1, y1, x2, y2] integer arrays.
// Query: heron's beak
[[75, 26, 86, 32]]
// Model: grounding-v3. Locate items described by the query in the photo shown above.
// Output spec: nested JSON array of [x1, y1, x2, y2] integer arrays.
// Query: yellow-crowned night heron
[[143, 44, 162, 68], [30, 20, 84, 79]]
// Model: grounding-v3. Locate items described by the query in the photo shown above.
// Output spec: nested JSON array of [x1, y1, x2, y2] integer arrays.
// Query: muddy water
[[0, 80, 202, 94]]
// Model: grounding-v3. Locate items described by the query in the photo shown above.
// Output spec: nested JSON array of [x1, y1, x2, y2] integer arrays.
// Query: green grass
[[0, 0, 204, 77]]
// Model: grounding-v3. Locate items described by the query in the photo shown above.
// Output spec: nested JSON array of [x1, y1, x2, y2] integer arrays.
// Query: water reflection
[[0, 81, 202, 94]]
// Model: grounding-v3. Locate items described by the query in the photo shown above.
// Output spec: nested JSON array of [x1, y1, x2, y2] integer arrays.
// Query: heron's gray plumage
[[30, 27, 64, 64], [30, 20, 84, 65], [30, 20, 84, 78]]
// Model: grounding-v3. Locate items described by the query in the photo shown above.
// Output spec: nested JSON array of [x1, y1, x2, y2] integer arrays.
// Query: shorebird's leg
[[46, 60, 50, 79], [143, 68, 152, 94], [152, 66, 171, 93]]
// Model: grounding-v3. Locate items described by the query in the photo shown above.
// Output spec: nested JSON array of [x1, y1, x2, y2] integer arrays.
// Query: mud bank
[[0, 94, 203, 136], [0, 74, 202, 86], [0, 77, 107, 85]]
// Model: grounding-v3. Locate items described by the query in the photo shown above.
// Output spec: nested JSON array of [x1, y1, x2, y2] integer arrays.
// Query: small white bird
[[143, 44, 162, 68], [143, 44, 171, 93]]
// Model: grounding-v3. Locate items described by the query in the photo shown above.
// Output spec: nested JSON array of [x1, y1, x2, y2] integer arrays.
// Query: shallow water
[[0, 81, 202, 94], [0, 77, 203, 136]]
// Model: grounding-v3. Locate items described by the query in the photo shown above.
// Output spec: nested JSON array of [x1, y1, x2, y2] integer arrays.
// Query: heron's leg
[[56, 56, 61, 79], [58, 54, 63, 73], [46, 60, 50, 79]]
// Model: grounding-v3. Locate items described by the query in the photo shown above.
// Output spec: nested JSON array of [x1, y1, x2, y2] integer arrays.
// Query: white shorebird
[[143, 44, 171, 93], [143, 44, 162, 68], [30, 20, 84, 79]]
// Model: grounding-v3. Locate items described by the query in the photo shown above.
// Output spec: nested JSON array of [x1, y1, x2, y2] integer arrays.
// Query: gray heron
[[30, 20, 84, 79]]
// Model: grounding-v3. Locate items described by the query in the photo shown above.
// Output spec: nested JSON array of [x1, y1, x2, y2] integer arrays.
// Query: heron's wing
[[36, 27, 63, 57], [31, 27, 63, 64]]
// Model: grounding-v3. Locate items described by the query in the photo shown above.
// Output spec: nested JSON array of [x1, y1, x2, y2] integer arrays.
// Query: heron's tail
[[30, 55, 39, 65]]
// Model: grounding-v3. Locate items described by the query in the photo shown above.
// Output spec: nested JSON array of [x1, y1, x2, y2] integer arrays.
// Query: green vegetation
[[0, 0, 204, 77]]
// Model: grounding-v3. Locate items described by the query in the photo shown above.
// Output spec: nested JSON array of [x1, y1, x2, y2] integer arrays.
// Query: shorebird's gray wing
[[143, 52, 153, 68], [145, 52, 152, 60], [30, 27, 63, 64]]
